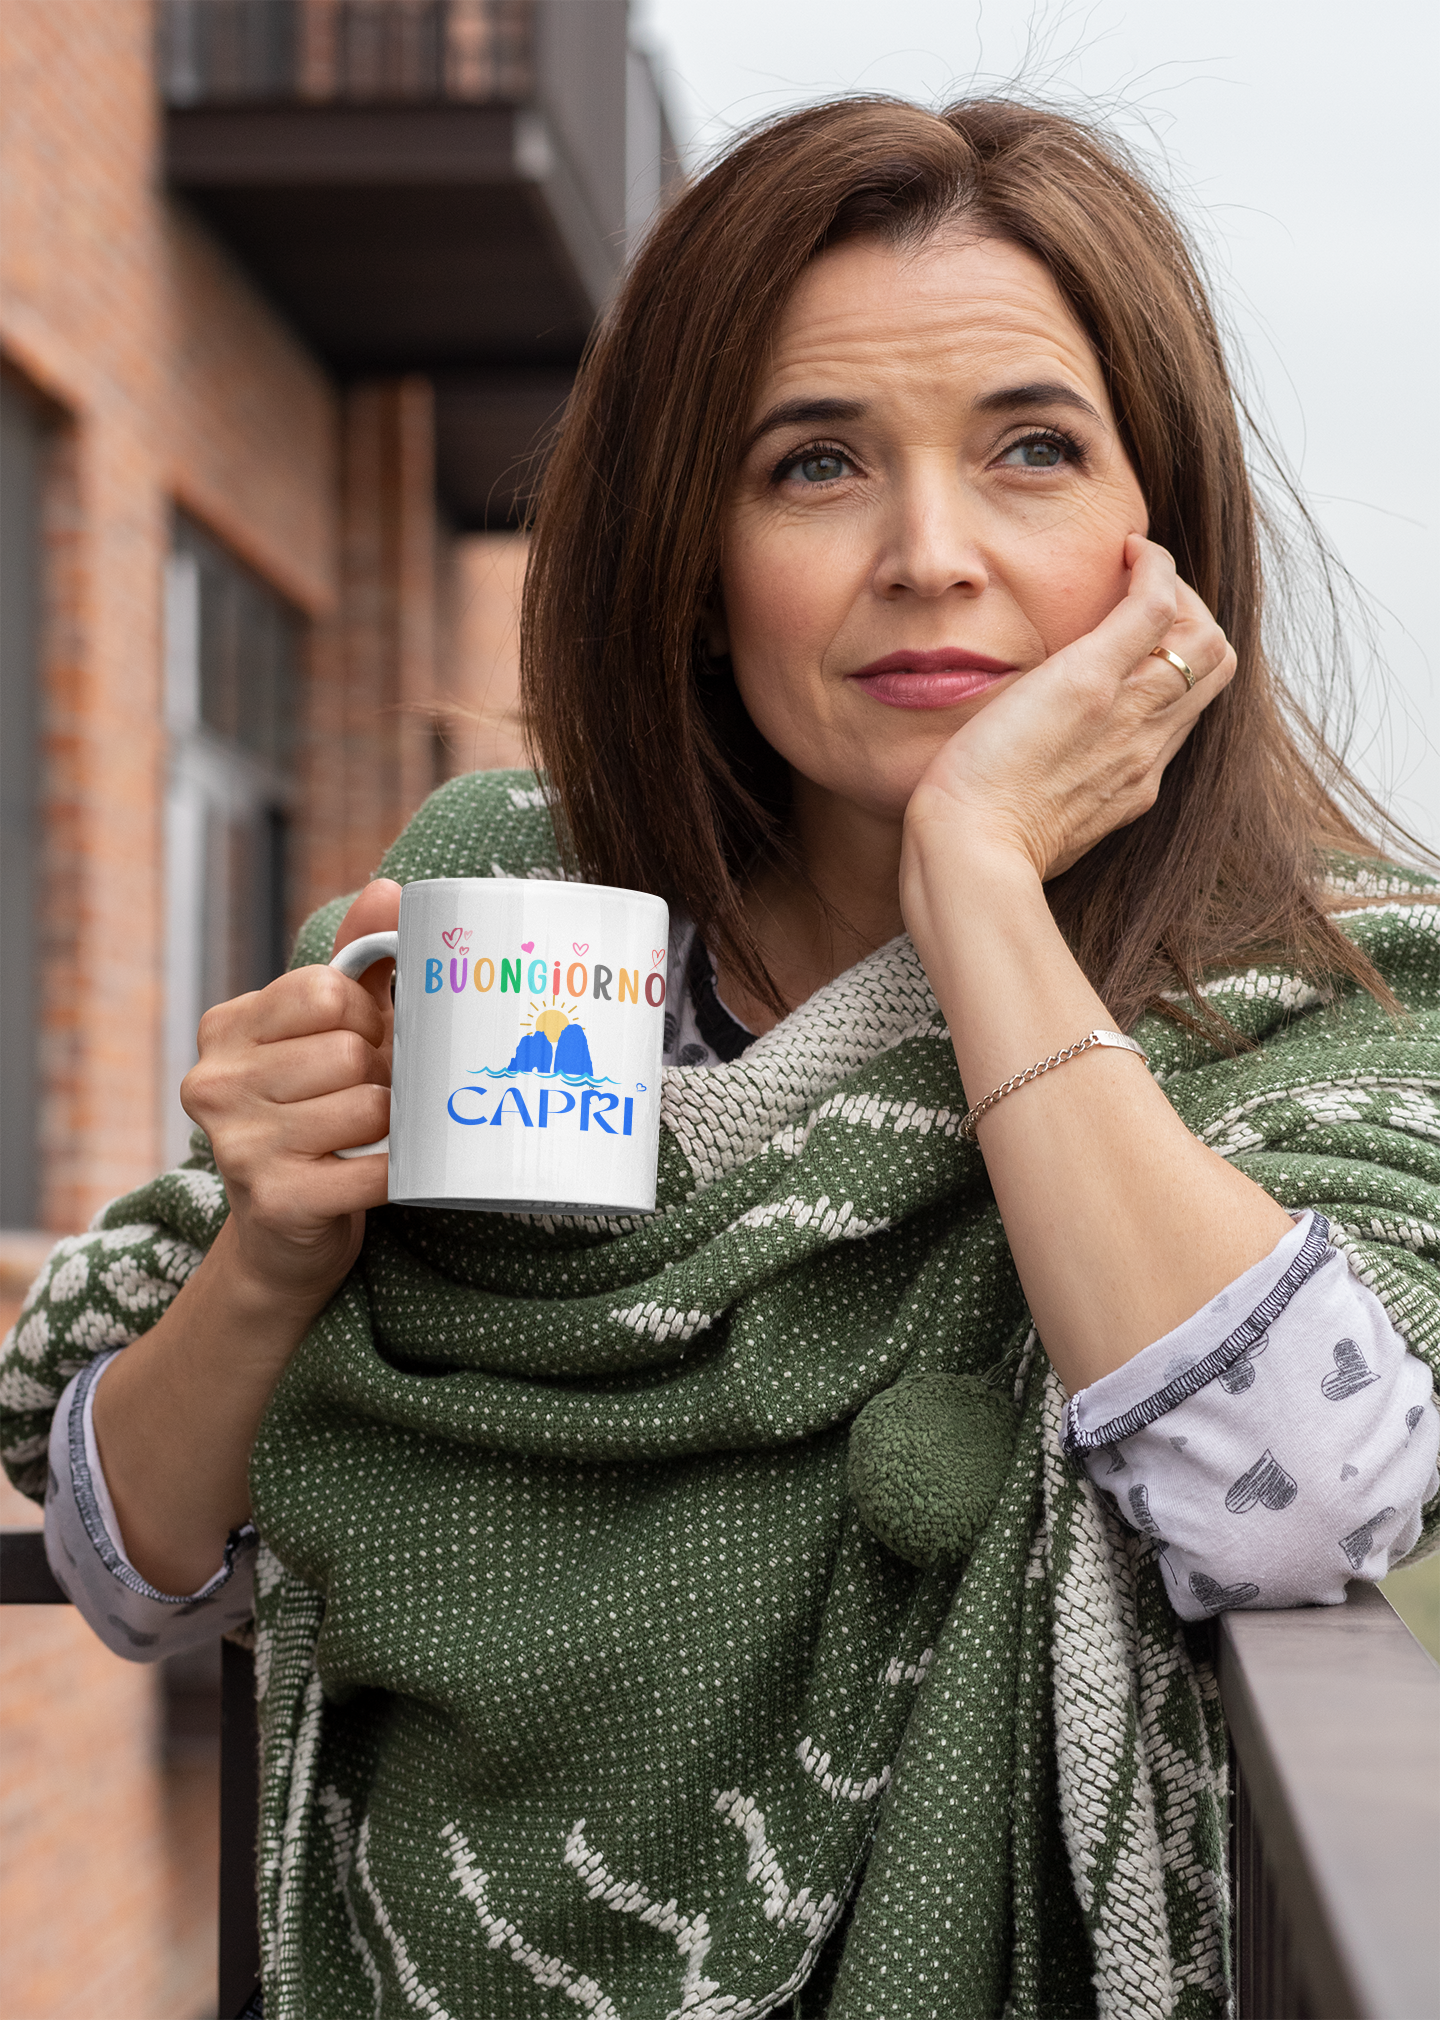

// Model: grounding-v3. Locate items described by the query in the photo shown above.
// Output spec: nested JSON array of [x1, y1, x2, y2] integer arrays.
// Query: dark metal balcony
[[5, 1521, 1436, 2020], [158, 1, 674, 525]]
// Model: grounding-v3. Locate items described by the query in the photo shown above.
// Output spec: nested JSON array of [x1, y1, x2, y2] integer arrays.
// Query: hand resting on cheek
[[902, 532, 1238, 888]]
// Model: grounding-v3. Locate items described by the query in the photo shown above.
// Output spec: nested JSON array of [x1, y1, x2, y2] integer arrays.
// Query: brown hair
[[522, 95, 1399, 1032]]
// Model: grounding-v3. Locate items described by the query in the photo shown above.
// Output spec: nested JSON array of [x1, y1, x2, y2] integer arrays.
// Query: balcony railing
[[23, 1526, 1427, 2018], [153, 0, 674, 523], [1, 1527, 261, 2016], [1218, 1582, 1439, 2018], [160, 0, 535, 106]]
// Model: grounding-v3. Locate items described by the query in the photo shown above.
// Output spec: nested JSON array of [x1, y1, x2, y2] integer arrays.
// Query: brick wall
[[298, 378, 440, 920], [296, 412, 531, 924], [442, 531, 530, 779], [1, 0, 338, 1229], [0, 3, 336, 2011], [0, 1258, 218, 2020], [1, 7, 535, 2011]]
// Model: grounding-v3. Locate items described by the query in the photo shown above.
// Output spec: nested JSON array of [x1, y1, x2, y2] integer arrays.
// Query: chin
[[833, 763, 933, 824], [762, 717, 946, 824]]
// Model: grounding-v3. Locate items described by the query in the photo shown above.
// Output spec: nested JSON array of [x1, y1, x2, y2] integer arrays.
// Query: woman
[[5, 99, 1437, 2019]]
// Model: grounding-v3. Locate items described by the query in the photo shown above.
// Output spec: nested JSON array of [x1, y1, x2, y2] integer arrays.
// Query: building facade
[[0, 4, 671, 2011]]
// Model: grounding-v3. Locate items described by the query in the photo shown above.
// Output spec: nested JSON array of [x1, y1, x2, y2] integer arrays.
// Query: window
[[164, 514, 299, 1165]]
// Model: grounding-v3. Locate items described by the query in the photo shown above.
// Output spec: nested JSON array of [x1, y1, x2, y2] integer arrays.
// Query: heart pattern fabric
[[1225, 1448, 1298, 1514], [1189, 1570, 1260, 1613], [1219, 1352, 1255, 1396], [1338, 1507, 1397, 1572], [1127, 1483, 1160, 1536], [1321, 1338, 1380, 1401], [1219, 1335, 1268, 1395]]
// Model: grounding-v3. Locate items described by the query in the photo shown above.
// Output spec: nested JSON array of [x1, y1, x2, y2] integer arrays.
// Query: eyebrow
[[973, 380, 1104, 423], [743, 397, 867, 455]]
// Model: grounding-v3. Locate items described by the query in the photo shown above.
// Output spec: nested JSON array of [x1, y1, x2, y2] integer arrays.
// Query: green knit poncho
[[5, 771, 1439, 2020]]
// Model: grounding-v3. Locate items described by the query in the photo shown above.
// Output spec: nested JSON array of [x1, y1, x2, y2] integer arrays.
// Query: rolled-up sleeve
[[44, 1349, 256, 1661], [1063, 1211, 1440, 1618]]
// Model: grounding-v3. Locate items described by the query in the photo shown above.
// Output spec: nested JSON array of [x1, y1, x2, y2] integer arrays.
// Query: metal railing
[[4, 1525, 1435, 2018], [157, 0, 639, 321], [1218, 1580, 1439, 2018], [1, 1527, 261, 2018], [159, 0, 535, 106]]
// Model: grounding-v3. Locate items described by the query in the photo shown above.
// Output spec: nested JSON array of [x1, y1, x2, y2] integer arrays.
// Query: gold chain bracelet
[[959, 1028, 1148, 1142]]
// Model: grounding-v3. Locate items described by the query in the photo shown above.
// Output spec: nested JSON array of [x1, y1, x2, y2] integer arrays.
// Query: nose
[[871, 456, 990, 602]]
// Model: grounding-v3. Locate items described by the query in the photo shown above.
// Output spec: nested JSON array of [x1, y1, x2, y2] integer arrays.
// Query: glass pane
[[164, 513, 301, 1162], [173, 511, 299, 766]]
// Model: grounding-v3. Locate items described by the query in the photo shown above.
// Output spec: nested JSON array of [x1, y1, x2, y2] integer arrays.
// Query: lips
[[849, 647, 1017, 710]]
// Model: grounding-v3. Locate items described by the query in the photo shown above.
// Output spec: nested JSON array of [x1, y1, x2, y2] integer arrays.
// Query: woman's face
[[718, 233, 1150, 824]]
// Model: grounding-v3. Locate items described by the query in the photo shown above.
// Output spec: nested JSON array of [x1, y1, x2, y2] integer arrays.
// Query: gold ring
[[1150, 646, 1196, 690]]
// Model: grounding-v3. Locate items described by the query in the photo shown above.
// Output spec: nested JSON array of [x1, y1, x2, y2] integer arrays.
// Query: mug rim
[[399, 876, 666, 905]]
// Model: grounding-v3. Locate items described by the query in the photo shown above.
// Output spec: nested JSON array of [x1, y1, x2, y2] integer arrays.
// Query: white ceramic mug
[[330, 878, 669, 1214]]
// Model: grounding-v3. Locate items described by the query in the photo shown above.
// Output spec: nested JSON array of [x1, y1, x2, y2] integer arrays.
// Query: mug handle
[[329, 931, 399, 1160]]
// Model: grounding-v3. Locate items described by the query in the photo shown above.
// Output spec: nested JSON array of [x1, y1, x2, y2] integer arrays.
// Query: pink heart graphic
[[520, 941, 534, 954], [651, 948, 665, 966], [441, 928, 463, 949], [573, 941, 589, 955]]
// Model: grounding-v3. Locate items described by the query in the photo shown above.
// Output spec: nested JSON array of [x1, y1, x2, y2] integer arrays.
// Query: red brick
[[0, 7, 530, 2004]]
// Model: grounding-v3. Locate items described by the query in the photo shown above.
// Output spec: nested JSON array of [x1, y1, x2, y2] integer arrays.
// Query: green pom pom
[[847, 1373, 1019, 1567]]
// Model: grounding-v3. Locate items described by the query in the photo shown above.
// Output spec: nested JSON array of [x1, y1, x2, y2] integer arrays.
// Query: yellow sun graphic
[[523, 998, 581, 1036], [533, 1007, 571, 1042]]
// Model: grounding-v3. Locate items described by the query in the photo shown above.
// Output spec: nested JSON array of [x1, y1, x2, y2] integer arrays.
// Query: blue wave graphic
[[465, 1066, 617, 1087]]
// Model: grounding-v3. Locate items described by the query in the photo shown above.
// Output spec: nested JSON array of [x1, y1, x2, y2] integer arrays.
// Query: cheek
[[1011, 500, 1143, 651], [721, 531, 859, 783], [720, 513, 865, 673], [727, 633, 816, 768], [1025, 555, 1128, 646]]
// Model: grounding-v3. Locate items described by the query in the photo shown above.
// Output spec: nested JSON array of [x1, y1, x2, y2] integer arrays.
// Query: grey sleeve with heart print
[[1064, 1211, 1440, 1619]]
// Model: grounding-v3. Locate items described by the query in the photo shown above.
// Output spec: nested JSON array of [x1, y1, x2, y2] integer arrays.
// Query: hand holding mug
[[179, 879, 402, 1315]]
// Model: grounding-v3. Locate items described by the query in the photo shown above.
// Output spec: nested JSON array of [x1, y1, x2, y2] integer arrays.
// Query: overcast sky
[[632, 0, 1439, 852]]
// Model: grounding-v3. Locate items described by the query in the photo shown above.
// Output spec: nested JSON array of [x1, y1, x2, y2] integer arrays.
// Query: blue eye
[[1001, 433, 1071, 469], [781, 448, 851, 485]]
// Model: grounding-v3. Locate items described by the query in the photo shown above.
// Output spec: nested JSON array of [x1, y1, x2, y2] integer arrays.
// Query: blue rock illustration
[[554, 1021, 594, 1077], [506, 1029, 553, 1074]]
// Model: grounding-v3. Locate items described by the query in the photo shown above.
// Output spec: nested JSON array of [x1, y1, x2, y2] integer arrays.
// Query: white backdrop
[[633, 0, 1439, 851]]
